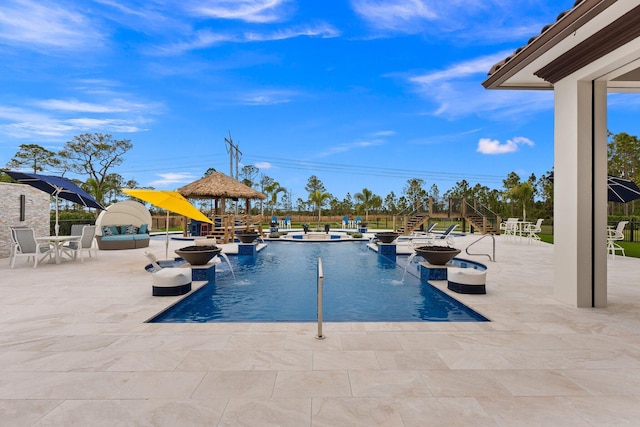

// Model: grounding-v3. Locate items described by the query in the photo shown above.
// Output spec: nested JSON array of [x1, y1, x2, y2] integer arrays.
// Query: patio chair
[[524, 219, 544, 242], [500, 218, 519, 241], [70, 224, 90, 236], [6, 226, 28, 263], [199, 223, 211, 236], [62, 225, 98, 262], [9, 227, 53, 269], [607, 221, 628, 258]]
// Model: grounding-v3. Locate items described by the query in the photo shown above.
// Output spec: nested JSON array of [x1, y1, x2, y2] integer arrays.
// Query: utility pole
[[224, 131, 242, 180], [225, 131, 242, 215]]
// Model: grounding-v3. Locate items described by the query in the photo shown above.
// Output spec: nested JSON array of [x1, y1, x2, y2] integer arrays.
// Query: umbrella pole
[[55, 194, 60, 236], [165, 210, 169, 260]]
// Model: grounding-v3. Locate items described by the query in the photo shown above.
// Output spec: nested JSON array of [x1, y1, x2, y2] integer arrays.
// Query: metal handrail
[[316, 257, 325, 340], [465, 234, 496, 262]]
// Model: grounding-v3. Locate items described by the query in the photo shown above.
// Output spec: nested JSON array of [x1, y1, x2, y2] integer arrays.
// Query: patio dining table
[[505, 220, 532, 243], [36, 235, 81, 264]]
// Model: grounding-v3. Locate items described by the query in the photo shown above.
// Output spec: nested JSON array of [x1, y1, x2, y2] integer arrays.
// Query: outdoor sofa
[[96, 224, 150, 250], [94, 200, 152, 250]]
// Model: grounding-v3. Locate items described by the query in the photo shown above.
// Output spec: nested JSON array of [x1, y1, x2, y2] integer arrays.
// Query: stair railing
[[464, 200, 500, 233]]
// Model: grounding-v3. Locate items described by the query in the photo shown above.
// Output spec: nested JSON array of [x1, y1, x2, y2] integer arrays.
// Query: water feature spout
[[400, 253, 418, 282], [216, 253, 235, 279]]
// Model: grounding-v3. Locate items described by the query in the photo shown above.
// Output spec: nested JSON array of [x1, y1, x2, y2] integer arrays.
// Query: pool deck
[[1, 232, 639, 426]]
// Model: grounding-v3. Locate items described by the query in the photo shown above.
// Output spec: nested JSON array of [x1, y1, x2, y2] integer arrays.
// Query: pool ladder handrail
[[316, 257, 325, 339], [465, 234, 496, 262]]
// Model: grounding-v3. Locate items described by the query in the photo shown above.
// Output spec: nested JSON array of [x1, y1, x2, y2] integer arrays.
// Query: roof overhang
[[483, 0, 640, 92]]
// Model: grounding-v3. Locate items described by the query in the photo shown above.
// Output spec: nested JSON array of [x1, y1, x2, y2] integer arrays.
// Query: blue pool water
[[150, 241, 489, 323]]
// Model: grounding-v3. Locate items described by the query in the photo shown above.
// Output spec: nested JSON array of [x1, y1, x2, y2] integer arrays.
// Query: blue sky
[[2, 0, 640, 202]]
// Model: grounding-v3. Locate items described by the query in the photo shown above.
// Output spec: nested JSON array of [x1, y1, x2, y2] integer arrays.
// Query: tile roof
[[483, 0, 618, 89], [486, 1, 583, 76]]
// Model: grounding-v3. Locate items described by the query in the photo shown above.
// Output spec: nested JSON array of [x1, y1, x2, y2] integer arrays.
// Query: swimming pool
[[150, 241, 489, 323]]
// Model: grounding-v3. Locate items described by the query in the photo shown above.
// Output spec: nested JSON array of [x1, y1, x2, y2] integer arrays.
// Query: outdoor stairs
[[397, 212, 430, 235], [464, 212, 500, 235]]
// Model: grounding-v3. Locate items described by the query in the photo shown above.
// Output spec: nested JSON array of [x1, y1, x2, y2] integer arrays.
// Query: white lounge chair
[[607, 221, 628, 258], [9, 227, 53, 269], [433, 224, 458, 246], [144, 252, 193, 296], [63, 225, 98, 262]]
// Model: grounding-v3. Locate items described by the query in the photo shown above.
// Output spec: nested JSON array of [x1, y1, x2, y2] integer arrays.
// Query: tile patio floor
[[1, 233, 639, 426]]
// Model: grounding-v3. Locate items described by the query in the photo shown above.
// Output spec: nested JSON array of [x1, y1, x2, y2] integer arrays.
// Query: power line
[[117, 153, 508, 185]]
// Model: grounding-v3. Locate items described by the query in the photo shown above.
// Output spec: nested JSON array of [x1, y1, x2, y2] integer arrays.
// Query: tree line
[[3, 131, 639, 220]]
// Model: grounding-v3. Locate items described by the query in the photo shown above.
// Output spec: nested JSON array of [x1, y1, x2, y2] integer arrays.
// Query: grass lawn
[[539, 234, 640, 258]]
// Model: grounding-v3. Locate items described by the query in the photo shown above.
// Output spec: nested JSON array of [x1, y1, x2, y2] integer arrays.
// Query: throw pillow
[[124, 224, 139, 235], [138, 223, 148, 234], [103, 225, 118, 236]]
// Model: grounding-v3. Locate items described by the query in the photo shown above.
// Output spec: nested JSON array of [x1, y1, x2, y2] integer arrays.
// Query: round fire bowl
[[375, 232, 400, 244], [414, 245, 461, 265], [174, 245, 222, 265], [237, 233, 260, 243]]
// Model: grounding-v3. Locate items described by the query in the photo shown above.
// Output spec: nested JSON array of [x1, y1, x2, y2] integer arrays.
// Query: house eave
[[482, 0, 617, 90]]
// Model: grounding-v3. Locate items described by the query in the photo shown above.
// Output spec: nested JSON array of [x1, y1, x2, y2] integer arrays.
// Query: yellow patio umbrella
[[123, 189, 213, 259]]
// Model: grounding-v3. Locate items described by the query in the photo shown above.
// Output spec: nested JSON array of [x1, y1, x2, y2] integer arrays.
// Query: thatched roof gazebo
[[177, 172, 266, 201], [176, 172, 266, 241]]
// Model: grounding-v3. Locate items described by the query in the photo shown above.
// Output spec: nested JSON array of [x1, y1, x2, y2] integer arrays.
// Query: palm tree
[[264, 181, 286, 217], [354, 188, 381, 222], [510, 182, 534, 220], [309, 190, 331, 228]]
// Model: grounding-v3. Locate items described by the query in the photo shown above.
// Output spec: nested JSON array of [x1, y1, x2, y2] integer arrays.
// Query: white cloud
[[477, 136, 534, 154], [406, 52, 554, 119], [351, 0, 436, 32], [152, 30, 236, 55], [186, 0, 292, 23], [154, 24, 338, 55], [1, 117, 146, 139], [35, 99, 129, 114], [373, 130, 396, 137], [149, 172, 198, 188], [318, 140, 385, 157], [244, 24, 340, 41], [254, 161, 272, 169], [410, 52, 509, 86], [0, 0, 104, 51], [65, 118, 146, 133], [350, 0, 562, 51], [238, 89, 298, 105]]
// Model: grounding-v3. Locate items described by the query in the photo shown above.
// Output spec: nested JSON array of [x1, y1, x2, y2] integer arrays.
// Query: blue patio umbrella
[[2, 170, 105, 235], [606, 175, 640, 203], [547, 173, 640, 203]]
